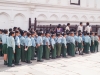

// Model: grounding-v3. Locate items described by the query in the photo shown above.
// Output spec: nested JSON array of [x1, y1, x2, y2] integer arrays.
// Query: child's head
[[27, 32, 31, 38], [10, 31, 15, 37], [95, 33, 98, 36], [3, 29, 8, 34], [62, 33, 66, 37], [15, 30, 20, 36], [87, 33, 90, 36], [46, 32, 50, 37], [78, 33, 82, 37], [90, 32, 94, 36], [51, 34, 55, 39], [70, 32, 74, 36], [31, 32, 36, 37]]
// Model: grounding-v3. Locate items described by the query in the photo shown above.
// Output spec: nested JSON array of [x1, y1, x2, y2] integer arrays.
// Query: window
[[70, 0, 80, 5]]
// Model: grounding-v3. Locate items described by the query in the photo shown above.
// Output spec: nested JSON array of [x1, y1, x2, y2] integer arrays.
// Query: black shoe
[[8, 64, 15, 67], [27, 61, 32, 64], [52, 57, 56, 59], [4, 61, 8, 65], [31, 58, 36, 60], [37, 60, 43, 62], [63, 56, 67, 58], [45, 58, 50, 60], [21, 60, 26, 62], [15, 63, 21, 65]]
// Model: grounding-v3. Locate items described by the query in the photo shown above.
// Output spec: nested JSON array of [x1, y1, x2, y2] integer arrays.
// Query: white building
[[0, 0, 100, 30]]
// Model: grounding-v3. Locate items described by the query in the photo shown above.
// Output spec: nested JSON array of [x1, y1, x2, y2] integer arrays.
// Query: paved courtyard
[[0, 52, 100, 75]]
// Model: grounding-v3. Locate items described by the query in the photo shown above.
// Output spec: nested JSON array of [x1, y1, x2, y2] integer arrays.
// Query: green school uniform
[[94, 36, 99, 52], [61, 37, 67, 57], [25, 37, 32, 62], [15, 36, 21, 64], [56, 37, 62, 57], [84, 35, 91, 54], [50, 38, 56, 59], [31, 37, 36, 60], [2, 34, 8, 54], [69, 36, 75, 57], [7, 36, 15, 66], [90, 35, 95, 53], [36, 36, 43, 61], [20, 36, 25, 62]]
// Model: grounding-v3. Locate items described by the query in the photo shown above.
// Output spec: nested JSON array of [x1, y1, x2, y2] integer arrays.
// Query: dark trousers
[[95, 41, 99, 52], [51, 44, 56, 58], [69, 43, 75, 57], [21, 45, 25, 62], [84, 43, 90, 54], [56, 43, 62, 57], [31, 46, 35, 60], [90, 41, 95, 53], [14, 45, 21, 64], [37, 45, 43, 61], [8, 47, 13, 66], [42, 45, 45, 58], [25, 47, 31, 62], [67, 43, 70, 55], [44, 45, 50, 59], [61, 44, 67, 57]]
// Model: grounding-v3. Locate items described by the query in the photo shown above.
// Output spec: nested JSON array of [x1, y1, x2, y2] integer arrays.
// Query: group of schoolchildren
[[0, 27, 99, 67]]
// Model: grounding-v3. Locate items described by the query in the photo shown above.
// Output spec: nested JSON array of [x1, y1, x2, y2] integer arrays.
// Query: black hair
[[31, 32, 35, 35], [95, 33, 98, 35], [37, 31, 42, 36], [67, 23, 70, 26], [3, 29, 8, 34], [9, 28, 12, 32], [27, 32, 31, 37], [15, 30, 19, 33], [80, 22, 83, 25], [86, 22, 89, 26], [62, 33, 66, 36], [78, 33, 82, 36], [9, 31, 15, 36], [87, 33, 90, 35]]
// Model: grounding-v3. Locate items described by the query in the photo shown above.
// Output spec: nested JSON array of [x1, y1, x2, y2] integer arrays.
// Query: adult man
[[77, 22, 83, 32], [85, 22, 92, 33]]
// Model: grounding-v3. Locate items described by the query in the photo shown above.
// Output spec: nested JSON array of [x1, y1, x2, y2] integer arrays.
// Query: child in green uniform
[[44, 32, 50, 60], [84, 33, 91, 54], [31, 32, 36, 60], [94, 33, 99, 52], [25, 32, 32, 63], [2, 29, 8, 65], [90, 32, 95, 53], [69, 32, 75, 57], [7, 31, 15, 67], [66, 33, 70, 55], [15, 31, 21, 65], [77, 33, 83, 55], [56, 33, 62, 58], [50, 34, 56, 59], [74, 32, 78, 54], [61, 33, 67, 58], [36, 31, 43, 62], [20, 31, 26, 62]]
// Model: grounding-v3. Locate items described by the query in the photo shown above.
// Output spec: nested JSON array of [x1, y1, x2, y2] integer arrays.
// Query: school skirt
[[78, 43, 83, 49], [2, 44, 7, 54]]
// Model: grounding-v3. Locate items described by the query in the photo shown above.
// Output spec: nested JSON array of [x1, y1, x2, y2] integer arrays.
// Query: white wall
[[0, 0, 100, 30]]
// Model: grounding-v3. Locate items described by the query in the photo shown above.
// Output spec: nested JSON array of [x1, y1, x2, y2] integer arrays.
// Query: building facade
[[0, 0, 100, 30]]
